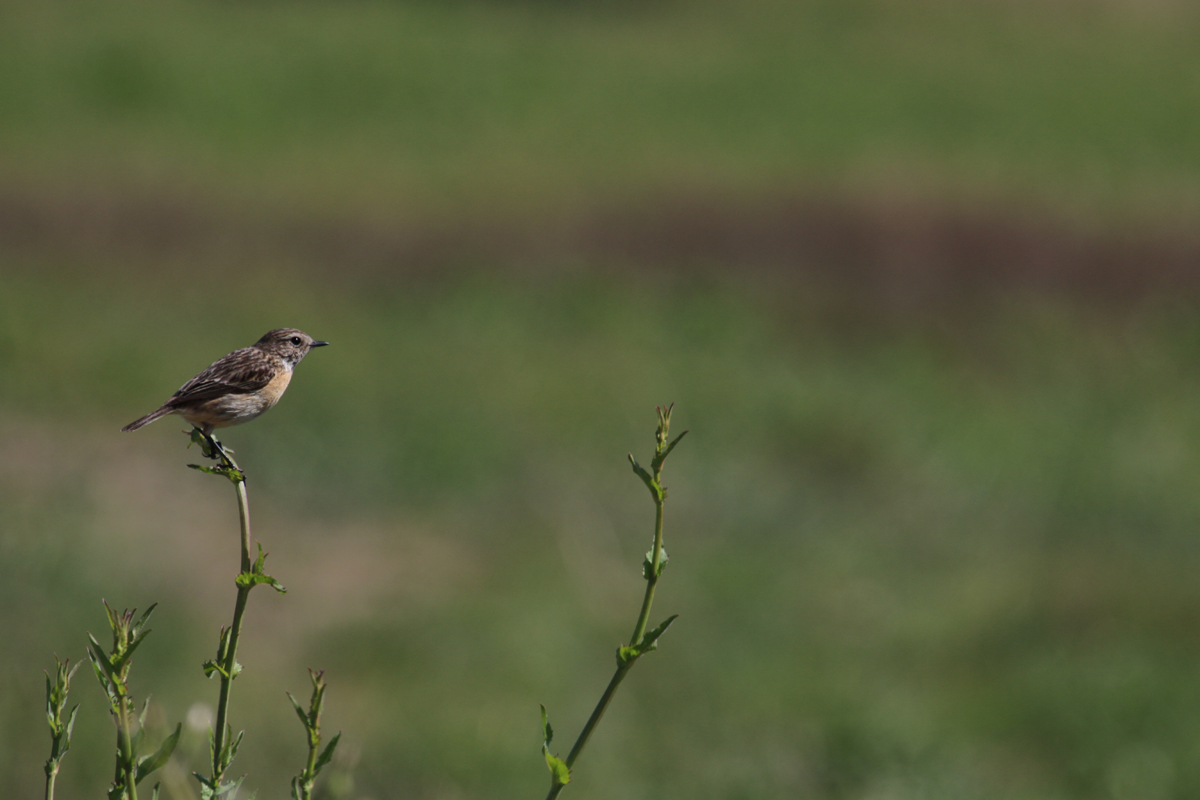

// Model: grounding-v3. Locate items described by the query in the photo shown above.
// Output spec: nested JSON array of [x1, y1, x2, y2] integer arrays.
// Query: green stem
[[297, 734, 319, 800], [46, 729, 64, 800], [545, 493, 666, 800], [544, 665, 631, 800], [297, 698, 321, 800], [628, 499, 665, 646], [210, 447, 253, 785], [541, 407, 684, 800], [117, 699, 138, 800]]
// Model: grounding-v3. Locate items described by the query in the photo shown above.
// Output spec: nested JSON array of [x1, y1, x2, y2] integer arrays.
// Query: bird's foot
[[188, 428, 234, 463], [185, 428, 245, 482], [206, 434, 235, 465]]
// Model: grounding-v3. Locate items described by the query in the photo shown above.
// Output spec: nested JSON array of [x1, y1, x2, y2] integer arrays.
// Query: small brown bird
[[122, 328, 329, 436]]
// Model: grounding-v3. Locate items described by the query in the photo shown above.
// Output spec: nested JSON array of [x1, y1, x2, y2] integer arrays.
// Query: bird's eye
[[290, 336, 302, 345]]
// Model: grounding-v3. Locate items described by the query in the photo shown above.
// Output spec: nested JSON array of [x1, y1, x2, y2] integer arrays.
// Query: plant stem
[[546, 673, 634, 800], [299, 745, 319, 800], [117, 699, 138, 800], [210, 446, 253, 786], [296, 715, 321, 800], [545, 501, 665, 799], [628, 500, 665, 646], [543, 405, 683, 800]]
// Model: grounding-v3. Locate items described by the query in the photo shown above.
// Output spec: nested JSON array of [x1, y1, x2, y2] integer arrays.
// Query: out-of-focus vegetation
[[3, 0, 1200, 221], [4, 1, 1200, 799]]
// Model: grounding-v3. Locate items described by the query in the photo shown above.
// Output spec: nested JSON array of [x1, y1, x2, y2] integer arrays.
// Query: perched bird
[[122, 328, 329, 436]]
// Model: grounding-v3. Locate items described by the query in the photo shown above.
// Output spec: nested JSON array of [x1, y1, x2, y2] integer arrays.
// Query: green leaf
[[544, 750, 571, 787], [64, 704, 79, 747], [103, 601, 121, 635], [235, 571, 287, 594], [651, 429, 689, 473], [136, 723, 181, 784], [214, 626, 232, 660], [202, 659, 227, 679], [138, 696, 153, 728], [86, 638, 119, 694], [235, 548, 287, 593], [539, 704, 554, 747], [194, 771, 215, 800], [313, 731, 341, 776], [131, 723, 145, 760], [636, 614, 679, 654], [187, 463, 245, 483], [151, 782, 161, 800], [642, 547, 668, 579], [616, 644, 638, 666], [628, 454, 661, 501], [218, 775, 246, 798], [286, 692, 309, 729], [219, 727, 245, 772], [133, 603, 158, 636], [205, 627, 236, 678], [44, 672, 54, 727]]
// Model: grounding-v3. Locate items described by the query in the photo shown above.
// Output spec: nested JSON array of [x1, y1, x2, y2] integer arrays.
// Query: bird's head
[[254, 328, 329, 367]]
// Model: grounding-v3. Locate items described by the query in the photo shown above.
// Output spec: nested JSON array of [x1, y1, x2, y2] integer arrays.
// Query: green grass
[[6, 262, 1200, 798], [6, 1, 1200, 798], [2, 0, 1200, 221]]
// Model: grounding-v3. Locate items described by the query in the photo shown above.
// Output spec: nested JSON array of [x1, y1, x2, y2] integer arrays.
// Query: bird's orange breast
[[259, 369, 293, 406]]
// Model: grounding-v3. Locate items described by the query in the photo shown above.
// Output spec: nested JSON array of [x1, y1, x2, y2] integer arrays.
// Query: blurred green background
[[5, 1, 1200, 798]]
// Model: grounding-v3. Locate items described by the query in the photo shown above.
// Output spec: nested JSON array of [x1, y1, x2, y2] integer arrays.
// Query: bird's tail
[[122, 406, 173, 432]]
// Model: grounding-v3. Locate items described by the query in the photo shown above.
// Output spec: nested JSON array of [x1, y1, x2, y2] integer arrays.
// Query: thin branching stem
[[628, 500, 665, 647], [210, 444, 252, 786], [212, 586, 250, 779], [44, 656, 79, 800], [541, 405, 685, 800], [189, 430, 286, 795], [196, 434, 253, 786], [289, 669, 340, 800], [555, 497, 664, 784], [117, 700, 138, 800], [301, 744, 320, 799]]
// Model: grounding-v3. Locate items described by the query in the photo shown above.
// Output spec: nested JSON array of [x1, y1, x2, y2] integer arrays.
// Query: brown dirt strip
[[2, 187, 1199, 303]]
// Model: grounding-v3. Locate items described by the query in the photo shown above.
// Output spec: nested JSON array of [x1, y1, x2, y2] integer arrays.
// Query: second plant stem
[[117, 698, 138, 800], [546, 486, 667, 800]]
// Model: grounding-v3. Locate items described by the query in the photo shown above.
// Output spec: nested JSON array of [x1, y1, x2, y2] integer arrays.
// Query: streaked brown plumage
[[122, 328, 329, 435]]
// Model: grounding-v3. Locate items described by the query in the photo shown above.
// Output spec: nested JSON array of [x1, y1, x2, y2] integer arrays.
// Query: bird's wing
[[167, 348, 276, 405]]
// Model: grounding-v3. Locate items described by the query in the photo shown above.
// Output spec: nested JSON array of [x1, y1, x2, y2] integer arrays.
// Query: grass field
[[5, 2, 1200, 799], [3, 0, 1200, 222]]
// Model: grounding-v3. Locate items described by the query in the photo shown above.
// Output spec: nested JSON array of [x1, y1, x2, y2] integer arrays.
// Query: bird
[[122, 328, 329, 438]]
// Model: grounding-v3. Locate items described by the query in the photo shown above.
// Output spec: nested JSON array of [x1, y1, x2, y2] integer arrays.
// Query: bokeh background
[[5, 1, 1200, 798]]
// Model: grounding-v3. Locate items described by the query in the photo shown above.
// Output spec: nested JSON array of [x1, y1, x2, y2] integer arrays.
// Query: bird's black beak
[[311, 340, 330, 347]]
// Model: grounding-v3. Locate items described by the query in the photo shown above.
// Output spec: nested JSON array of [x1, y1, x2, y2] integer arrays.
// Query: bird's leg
[[205, 433, 235, 466], [189, 427, 233, 464], [185, 428, 245, 481], [188, 427, 217, 459]]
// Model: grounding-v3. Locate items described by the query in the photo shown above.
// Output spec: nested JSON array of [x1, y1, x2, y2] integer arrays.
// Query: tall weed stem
[[86, 603, 181, 800], [189, 430, 286, 797], [540, 405, 687, 799], [43, 656, 80, 800], [287, 669, 341, 800]]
